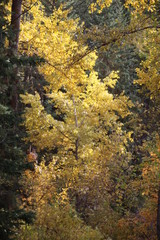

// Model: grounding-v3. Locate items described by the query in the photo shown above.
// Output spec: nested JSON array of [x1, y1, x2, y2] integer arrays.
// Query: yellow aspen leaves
[[20, 2, 133, 218], [89, 0, 156, 14], [89, 0, 112, 13], [125, 0, 156, 14], [135, 29, 160, 100], [20, 2, 131, 155]]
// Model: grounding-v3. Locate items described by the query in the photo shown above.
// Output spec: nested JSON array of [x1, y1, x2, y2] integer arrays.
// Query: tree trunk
[[9, 0, 22, 111], [157, 184, 160, 240], [9, 0, 22, 53], [72, 95, 79, 160]]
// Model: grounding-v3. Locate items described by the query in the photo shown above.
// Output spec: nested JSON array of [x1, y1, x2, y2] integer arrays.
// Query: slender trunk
[[0, 3, 6, 44], [9, 0, 22, 111], [9, 0, 22, 53], [72, 95, 79, 160], [157, 184, 160, 240], [75, 138, 79, 161]]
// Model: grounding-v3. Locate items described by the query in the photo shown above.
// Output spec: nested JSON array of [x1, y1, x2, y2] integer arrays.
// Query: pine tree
[[0, 1, 42, 238]]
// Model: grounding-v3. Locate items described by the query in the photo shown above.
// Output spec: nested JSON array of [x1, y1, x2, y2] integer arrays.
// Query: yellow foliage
[[19, 4, 134, 236], [89, 0, 156, 14], [20, 2, 132, 159], [135, 29, 160, 99], [21, 161, 58, 209], [89, 0, 112, 13], [125, 0, 156, 14]]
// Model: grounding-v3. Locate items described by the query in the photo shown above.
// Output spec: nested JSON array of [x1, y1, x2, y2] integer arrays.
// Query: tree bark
[[72, 95, 79, 160], [9, 0, 22, 53], [157, 184, 160, 240], [9, 0, 22, 111]]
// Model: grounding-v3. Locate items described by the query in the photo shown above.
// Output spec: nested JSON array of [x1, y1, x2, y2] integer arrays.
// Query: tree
[[18, 161, 104, 240], [19, 2, 134, 239], [0, 1, 43, 238]]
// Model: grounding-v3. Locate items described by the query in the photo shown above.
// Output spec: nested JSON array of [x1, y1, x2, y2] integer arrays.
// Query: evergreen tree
[[0, 1, 42, 238]]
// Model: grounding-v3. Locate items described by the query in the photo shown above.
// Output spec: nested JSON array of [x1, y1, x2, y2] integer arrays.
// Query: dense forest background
[[0, 0, 160, 239]]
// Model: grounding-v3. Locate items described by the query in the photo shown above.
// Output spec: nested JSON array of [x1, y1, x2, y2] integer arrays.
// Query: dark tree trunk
[[9, 0, 22, 111], [9, 0, 22, 53], [157, 184, 160, 240]]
